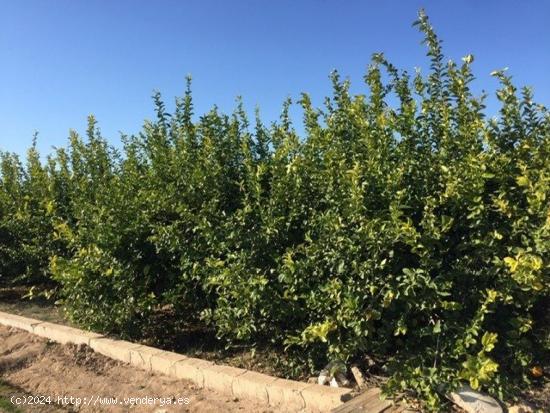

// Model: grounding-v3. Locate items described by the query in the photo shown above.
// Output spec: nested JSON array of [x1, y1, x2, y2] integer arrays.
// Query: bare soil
[[0, 325, 275, 413], [0, 286, 65, 326]]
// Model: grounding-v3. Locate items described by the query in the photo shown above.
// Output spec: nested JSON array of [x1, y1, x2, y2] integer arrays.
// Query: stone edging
[[0, 311, 354, 412]]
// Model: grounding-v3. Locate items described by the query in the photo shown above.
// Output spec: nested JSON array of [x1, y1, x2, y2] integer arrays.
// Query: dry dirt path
[[0, 325, 275, 413]]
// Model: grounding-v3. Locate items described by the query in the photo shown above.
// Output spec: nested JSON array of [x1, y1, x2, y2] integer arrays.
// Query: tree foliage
[[1, 11, 548, 409]]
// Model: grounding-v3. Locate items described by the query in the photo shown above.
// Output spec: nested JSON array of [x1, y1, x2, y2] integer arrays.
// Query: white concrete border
[[0, 311, 353, 412]]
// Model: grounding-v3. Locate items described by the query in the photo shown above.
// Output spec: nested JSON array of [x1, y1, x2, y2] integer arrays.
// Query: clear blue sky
[[1, 0, 549, 157]]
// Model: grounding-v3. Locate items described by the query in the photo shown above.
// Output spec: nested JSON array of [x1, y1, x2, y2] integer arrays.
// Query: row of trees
[[1, 12, 548, 409]]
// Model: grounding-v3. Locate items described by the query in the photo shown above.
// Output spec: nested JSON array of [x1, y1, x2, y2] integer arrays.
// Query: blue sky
[[1, 0, 549, 157]]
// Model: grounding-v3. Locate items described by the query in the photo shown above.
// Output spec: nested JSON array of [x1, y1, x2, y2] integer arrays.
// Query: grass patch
[[0, 380, 23, 413]]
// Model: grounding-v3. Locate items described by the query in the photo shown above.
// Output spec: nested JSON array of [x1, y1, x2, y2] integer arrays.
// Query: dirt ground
[[0, 325, 276, 413]]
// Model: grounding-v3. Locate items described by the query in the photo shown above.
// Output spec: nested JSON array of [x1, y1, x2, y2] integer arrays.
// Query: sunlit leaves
[[0, 9, 548, 411]]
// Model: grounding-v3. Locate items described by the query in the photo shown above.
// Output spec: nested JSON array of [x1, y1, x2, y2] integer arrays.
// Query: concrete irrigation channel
[[0, 311, 408, 412]]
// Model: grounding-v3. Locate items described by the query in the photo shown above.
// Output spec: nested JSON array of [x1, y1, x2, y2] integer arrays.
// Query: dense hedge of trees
[[1, 12, 548, 409]]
